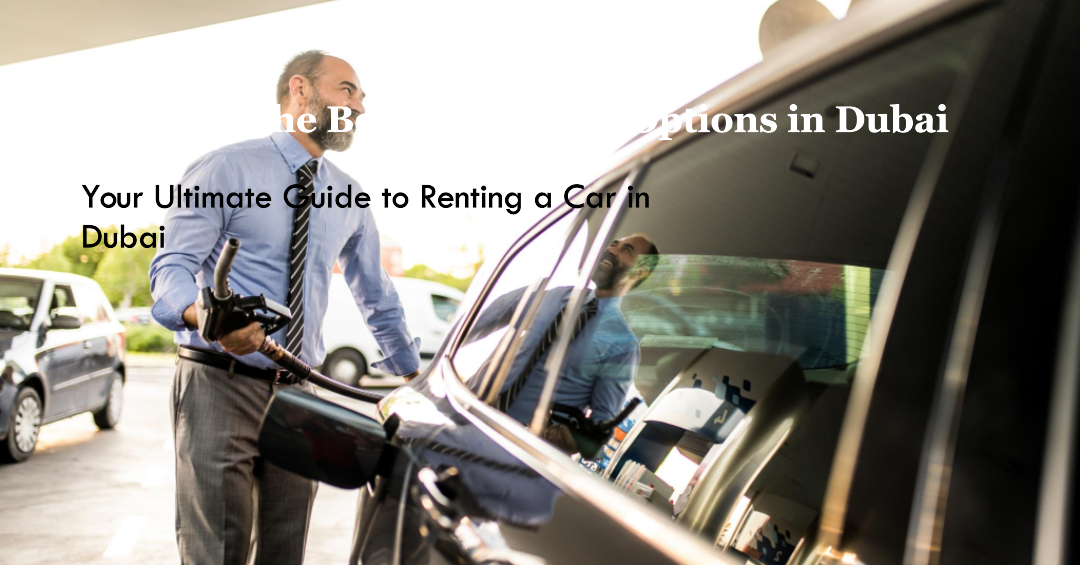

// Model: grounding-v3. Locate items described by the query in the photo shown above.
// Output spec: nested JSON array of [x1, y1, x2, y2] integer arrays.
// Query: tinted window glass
[[452, 181, 621, 399], [451, 210, 587, 391]]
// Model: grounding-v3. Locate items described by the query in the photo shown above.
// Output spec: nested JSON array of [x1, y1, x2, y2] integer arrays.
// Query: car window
[[489, 11, 995, 563], [0, 277, 42, 331], [50, 285, 80, 321], [451, 180, 622, 400], [73, 284, 112, 325], [451, 210, 580, 389], [430, 294, 460, 323]]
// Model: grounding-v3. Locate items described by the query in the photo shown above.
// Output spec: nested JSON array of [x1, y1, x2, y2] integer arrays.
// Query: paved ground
[[0, 357, 400, 564]]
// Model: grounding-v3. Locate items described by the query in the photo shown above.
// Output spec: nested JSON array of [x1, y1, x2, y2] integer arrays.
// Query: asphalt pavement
[[0, 356, 398, 564]]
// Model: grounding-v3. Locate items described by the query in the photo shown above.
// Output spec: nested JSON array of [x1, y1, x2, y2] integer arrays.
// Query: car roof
[[0, 267, 100, 287]]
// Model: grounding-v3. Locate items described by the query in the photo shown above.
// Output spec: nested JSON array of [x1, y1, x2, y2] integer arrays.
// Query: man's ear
[[289, 75, 309, 102]]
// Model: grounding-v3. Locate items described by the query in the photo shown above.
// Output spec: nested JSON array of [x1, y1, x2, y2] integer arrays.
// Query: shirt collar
[[597, 295, 622, 311], [271, 131, 323, 174], [583, 289, 624, 310]]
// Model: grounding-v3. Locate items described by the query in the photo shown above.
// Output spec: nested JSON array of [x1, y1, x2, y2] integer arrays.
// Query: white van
[[320, 275, 464, 384]]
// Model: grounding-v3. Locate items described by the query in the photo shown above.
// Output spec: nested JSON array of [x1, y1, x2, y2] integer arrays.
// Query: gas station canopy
[[0, 0, 332, 66]]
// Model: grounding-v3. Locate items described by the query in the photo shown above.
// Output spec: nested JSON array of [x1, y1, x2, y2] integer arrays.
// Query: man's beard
[[592, 250, 627, 291], [307, 91, 355, 152]]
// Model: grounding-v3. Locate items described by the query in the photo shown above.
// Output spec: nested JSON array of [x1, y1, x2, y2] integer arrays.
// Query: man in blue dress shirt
[[149, 51, 420, 564]]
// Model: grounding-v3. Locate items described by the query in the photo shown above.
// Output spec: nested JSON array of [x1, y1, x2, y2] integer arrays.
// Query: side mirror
[[257, 388, 387, 489], [50, 315, 82, 330]]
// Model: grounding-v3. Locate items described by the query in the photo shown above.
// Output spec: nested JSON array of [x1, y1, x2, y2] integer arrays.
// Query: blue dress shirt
[[467, 286, 638, 423], [149, 132, 420, 374]]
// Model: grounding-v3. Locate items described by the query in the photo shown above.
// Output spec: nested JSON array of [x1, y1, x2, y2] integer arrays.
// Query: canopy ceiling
[[0, 0, 331, 66]]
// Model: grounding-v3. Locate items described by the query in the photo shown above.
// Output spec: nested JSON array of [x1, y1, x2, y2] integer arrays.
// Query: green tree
[[403, 264, 475, 292], [93, 229, 158, 308], [15, 225, 158, 308], [17, 228, 117, 277], [59, 226, 120, 277], [26, 246, 74, 273]]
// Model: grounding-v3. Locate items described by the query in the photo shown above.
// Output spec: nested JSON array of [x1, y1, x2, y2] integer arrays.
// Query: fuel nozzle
[[196, 237, 291, 343]]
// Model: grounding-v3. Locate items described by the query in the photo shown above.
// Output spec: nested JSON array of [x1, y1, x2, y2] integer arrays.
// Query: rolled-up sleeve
[[148, 153, 231, 331], [338, 209, 420, 376]]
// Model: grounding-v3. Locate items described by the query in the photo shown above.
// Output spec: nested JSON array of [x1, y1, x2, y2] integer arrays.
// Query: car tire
[[2, 387, 42, 463], [92, 374, 123, 430], [323, 348, 368, 386]]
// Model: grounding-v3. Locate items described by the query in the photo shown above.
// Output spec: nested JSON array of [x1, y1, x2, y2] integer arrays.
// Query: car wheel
[[92, 374, 123, 430], [323, 349, 367, 386], [2, 387, 42, 463]]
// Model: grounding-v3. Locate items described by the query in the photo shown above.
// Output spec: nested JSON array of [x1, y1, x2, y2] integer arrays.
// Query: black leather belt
[[177, 346, 304, 386]]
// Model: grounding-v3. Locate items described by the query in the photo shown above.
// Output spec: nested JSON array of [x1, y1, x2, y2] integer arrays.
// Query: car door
[[71, 283, 118, 409], [37, 283, 90, 418], [817, 0, 1075, 562], [900, 2, 1080, 561], [368, 1, 1035, 564]]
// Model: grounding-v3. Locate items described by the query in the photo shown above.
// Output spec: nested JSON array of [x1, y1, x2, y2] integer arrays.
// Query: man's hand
[[541, 423, 579, 455], [403, 370, 419, 382], [182, 303, 200, 330], [182, 303, 264, 356], [218, 322, 265, 356]]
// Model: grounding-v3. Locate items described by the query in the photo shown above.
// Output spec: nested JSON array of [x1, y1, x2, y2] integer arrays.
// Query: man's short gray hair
[[277, 50, 327, 105]]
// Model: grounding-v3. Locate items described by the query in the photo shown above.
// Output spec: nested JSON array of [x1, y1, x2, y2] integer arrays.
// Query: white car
[[320, 275, 464, 384]]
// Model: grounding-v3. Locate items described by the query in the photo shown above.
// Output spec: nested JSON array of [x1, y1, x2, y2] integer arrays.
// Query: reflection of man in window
[[469, 234, 659, 440]]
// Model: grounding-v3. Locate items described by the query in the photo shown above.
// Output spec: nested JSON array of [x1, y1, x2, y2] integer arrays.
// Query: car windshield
[[0, 277, 42, 331], [623, 255, 881, 371]]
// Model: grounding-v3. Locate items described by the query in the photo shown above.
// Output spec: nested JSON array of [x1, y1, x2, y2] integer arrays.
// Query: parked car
[[320, 275, 464, 384], [0, 269, 126, 463], [257, 0, 1080, 563]]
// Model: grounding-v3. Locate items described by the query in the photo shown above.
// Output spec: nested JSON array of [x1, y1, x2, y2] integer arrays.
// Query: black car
[[0, 269, 126, 463], [258, 0, 1080, 562]]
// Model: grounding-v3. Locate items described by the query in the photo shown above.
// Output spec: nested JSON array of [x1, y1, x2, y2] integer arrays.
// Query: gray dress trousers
[[170, 357, 318, 564]]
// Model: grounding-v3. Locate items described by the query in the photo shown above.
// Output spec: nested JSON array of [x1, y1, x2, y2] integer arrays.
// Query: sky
[[0, 0, 850, 272]]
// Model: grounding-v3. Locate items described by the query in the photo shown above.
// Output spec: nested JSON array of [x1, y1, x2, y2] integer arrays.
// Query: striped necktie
[[285, 159, 319, 365], [497, 297, 599, 413]]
